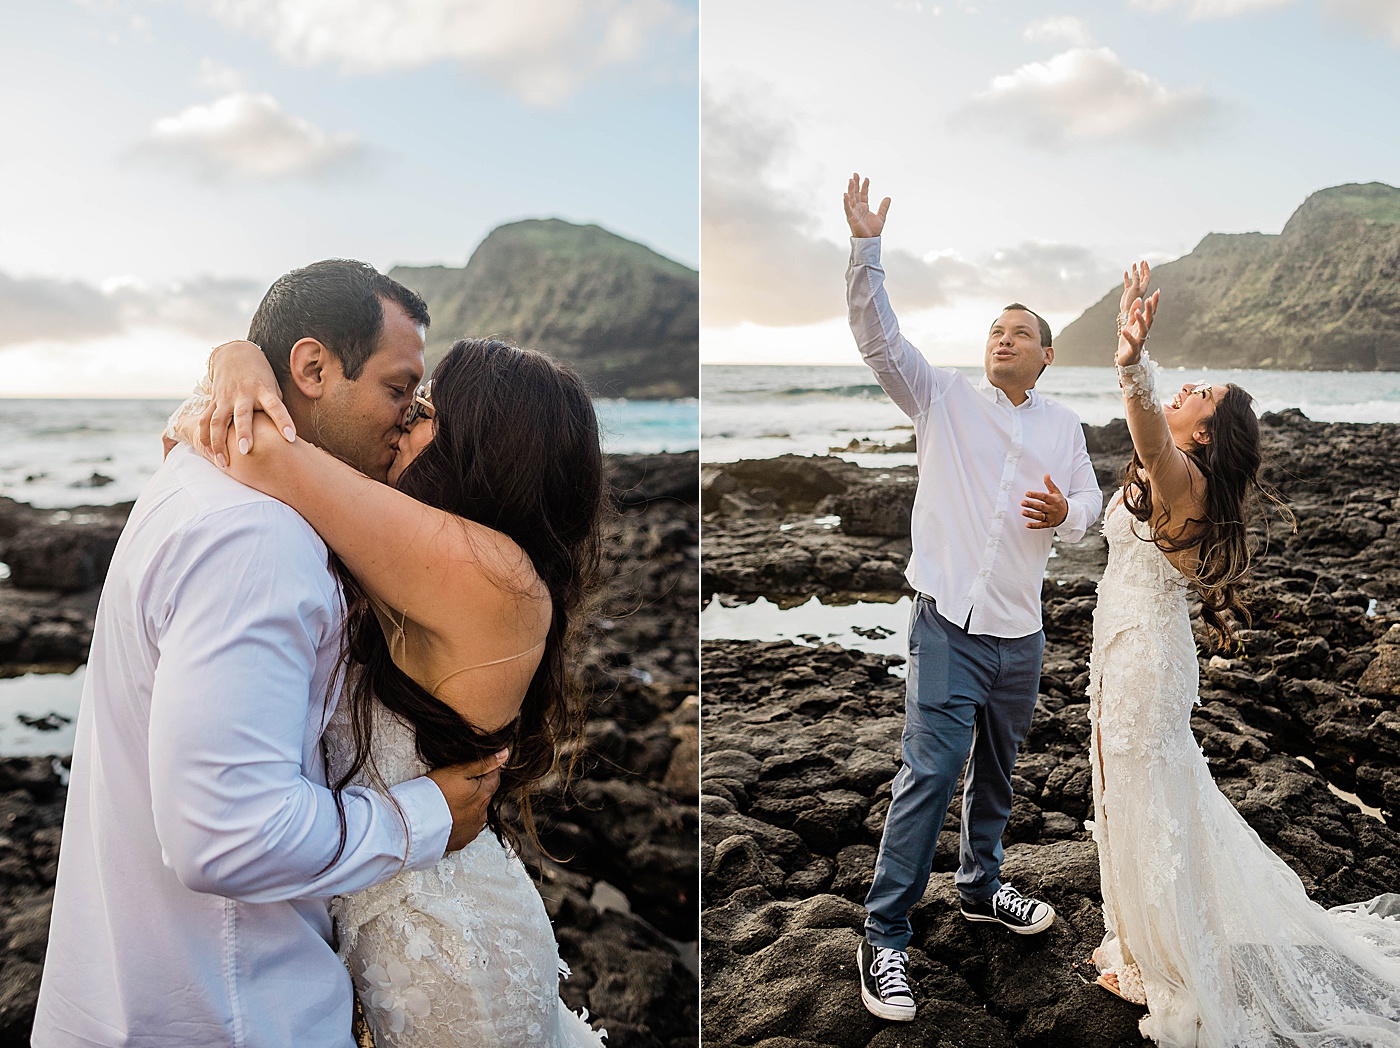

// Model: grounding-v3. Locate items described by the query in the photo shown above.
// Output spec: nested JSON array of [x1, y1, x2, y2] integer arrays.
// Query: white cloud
[[977, 241, 1120, 312], [0, 273, 121, 348], [702, 87, 1116, 328], [1326, 0, 1400, 44], [191, 0, 696, 106], [129, 91, 366, 182], [1022, 15, 1094, 47], [953, 47, 1214, 148], [196, 56, 245, 92], [1128, 0, 1292, 17], [0, 269, 262, 349], [702, 88, 982, 327]]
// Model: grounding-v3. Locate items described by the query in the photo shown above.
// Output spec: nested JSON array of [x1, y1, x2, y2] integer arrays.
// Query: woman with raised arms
[[1086, 262, 1400, 1046]]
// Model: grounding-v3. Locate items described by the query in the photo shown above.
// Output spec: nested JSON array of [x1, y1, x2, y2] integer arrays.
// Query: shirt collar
[[976, 372, 1039, 409]]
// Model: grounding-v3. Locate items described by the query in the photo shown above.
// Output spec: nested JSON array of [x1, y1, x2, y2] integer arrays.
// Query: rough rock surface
[[0, 452, 698, 1048], [701, 413, 1400, 1047]]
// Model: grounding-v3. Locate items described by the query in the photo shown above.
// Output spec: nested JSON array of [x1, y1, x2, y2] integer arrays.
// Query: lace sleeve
[[163, 374, 213, 442], [1117, 347, 1162, 414]]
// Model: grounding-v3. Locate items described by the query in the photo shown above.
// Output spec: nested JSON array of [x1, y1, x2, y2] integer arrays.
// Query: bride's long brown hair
[[1121, 383, 1271, 646], [324, 338, 606, 866]]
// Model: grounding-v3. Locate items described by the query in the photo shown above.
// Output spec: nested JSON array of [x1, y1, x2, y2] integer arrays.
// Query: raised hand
[[843, 172, 890, 238], [1022, 474, 1068, 530], [204, 340, 298, 468], [1116, 289, 1160, 368], [1120, 260, 1151, 318]]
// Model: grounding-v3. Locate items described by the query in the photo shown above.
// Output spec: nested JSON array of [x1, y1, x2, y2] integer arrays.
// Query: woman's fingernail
[[216, 454, 228, 470], [283, 426, 297, 442], [238, 438, 250, 455]]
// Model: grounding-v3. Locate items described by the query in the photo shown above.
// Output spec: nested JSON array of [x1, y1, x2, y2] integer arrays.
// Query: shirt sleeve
[[146, 501, 452, 903], [846, 236, 956, 419], [1054, 421, 1104, 544]]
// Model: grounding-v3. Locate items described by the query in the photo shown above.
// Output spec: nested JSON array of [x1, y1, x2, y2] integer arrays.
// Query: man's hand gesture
[[1022, 475, 1068, 530], [843, 172, 890, 238], [428, 749, 509, 854]]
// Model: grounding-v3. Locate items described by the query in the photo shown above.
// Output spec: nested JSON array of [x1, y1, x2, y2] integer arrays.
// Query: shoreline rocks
[[701, 414, 1400, 1047], [0, 451, 698, 1048]]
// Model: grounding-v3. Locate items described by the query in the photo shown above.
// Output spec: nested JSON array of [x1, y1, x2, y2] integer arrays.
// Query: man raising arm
[[844, 173, 1101, 1023]]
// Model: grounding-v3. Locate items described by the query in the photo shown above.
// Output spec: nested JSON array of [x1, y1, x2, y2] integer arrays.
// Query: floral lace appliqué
[[1117, 348, 1163, 414], [1087, 488, 1400, 1047], [324, 695, 606, 1047]]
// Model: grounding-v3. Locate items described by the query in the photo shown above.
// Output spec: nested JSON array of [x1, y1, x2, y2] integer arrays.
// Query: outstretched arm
[[168, 345, 545, 652], [1116, 269, 1203, 514], [844, 172, 954, 418]]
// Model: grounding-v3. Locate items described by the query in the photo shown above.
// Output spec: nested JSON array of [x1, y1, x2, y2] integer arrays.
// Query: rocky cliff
[[1054, 183, 1400, 370], [390, 219, 698, 399]]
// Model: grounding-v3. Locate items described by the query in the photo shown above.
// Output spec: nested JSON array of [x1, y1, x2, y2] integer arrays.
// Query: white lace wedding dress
[[324, 698, 607, 1047], [1087, 488, 1400, 1046]]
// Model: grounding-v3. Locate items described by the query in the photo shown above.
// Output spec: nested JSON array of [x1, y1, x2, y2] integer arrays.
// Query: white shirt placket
[[970, 407, 1024, 624]]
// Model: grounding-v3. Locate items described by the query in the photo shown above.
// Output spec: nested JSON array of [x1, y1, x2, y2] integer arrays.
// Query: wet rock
[[830, 478, 917, 539], [0, 502, 131, 587]]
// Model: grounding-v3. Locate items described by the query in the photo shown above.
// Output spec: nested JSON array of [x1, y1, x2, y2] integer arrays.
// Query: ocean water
[[0, 397, 698, 508], [702, 364, 1400, 465]]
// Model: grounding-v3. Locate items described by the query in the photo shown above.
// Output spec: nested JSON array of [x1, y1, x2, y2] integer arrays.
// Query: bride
[[1088, 262, 1400, 1046], [168, 336, 608, 1047]]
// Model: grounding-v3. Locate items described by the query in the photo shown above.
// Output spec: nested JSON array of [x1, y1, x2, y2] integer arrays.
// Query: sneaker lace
[[872, 947, 911, 999], [995, 885, 1036, 922]]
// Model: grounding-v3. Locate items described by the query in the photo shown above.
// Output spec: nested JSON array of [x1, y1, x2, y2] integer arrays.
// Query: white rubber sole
[[857, 943, 916, 1021], [960, 907, 1055, 935]]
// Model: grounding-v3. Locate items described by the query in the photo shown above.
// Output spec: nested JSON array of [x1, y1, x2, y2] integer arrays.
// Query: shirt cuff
[[1054, 501, 1090, 543], [850, 236, 882, 264], [389, 775, 453, 870]]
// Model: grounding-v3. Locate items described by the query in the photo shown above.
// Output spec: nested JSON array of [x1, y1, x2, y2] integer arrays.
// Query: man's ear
[[287, 338, 332, 400], [1042, 343, 1055, 368]]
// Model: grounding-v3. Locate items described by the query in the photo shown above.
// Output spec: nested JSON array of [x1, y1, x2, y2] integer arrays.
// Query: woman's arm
[[166, 365, 544, 648], [230, 417, 545, 641], [1115, 279, 1206, 526]]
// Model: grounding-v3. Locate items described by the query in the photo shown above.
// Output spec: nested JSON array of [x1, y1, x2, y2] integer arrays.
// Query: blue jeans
[[863, 597, 1045, 950]]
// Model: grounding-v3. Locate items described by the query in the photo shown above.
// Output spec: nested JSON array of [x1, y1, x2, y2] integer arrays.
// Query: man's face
[[315, 299, 425, 481], [984, 309, 1051, 392]]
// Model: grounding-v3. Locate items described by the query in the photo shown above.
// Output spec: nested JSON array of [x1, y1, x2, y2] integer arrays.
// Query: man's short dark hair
[[248, 260, 431, 384], [1002, 302, 1052, 348]]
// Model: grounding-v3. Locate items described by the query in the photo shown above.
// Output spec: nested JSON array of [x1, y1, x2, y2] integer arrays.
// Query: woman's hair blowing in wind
[[326, 337, 607, 863], [1121, 383, 1276, 647]]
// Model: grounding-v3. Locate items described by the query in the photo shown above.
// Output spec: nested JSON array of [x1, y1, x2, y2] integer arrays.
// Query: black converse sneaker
[[960, 884, 1055, 934], [857, 938, 916, 1021]]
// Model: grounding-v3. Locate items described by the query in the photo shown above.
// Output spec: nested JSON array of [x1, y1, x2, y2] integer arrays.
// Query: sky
[[701, 0, 1400, 366], [0, 0, 698, 395]]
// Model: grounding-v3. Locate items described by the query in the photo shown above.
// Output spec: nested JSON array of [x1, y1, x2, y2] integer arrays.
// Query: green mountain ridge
[[1053, 183, 1400, 371], [390, 218, 698, 399]]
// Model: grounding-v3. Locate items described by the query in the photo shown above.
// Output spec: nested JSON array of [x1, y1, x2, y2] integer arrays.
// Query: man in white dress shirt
[[34, 261, 505, 1047], [842, 175, 1103, 1022]]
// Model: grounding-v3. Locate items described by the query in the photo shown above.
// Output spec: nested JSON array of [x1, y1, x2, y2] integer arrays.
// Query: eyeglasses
[[1185, 382, 1213, 400], [403, 380, 434, 427]]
